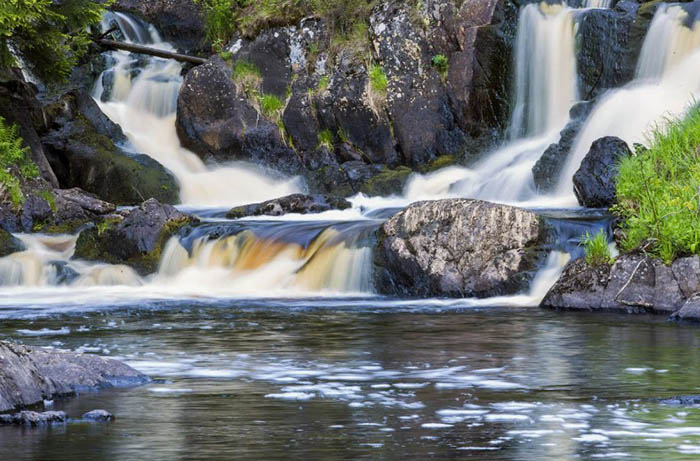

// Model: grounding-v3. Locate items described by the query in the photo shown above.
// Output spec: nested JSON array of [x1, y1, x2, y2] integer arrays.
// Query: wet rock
[[42, 90, 180, 206], [0, 341, 148, 413], [542, 254, 687, 314], [532, 100, 595, 192], [82, 409, 113, 422], [112, 0, 206, 54], [671, 295, 700, 322], [576, 2, 640, 99], [374, 199, 547, 298], [660, 395, 700, 406], [227, 194, 351, 219], [0, 229, 23, 258], [573, 136, 632, 208], [176, 58, 303, 176], [0, 411, 67, 426], [74, 198, 197, 275]]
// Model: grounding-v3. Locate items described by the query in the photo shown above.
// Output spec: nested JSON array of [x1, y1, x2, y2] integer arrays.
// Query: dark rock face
[[542, 254, 695, 315], [42, 90, 180, 206], [0, 229, 23, 258], [176, 58, 303, 176], [0, 411, 67, 426], [82, 409, 114, 422], [532, 100, 595, 192], [0, 341, 148, 413], [74, 198, 197, 275], [374, 199, 547, 298], [573, 136, 631, 208], [112, 0, 206, 54], [576, 2, 641, 99], [227, 194, 351, 219]]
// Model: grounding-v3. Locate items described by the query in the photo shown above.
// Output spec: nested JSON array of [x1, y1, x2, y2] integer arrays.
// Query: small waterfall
[[509, 2, 579, 139], [94, 12, 302, 207], [555, 4, 700, 200], [583, 0, 612, 8]]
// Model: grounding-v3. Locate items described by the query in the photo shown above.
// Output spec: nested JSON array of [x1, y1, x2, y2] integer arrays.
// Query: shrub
[[0, 116, 39, 208], [614, 106, 700, 263], [580, 230, 613, 267], [369, 64, 387, 93], [318, 129, 334, 150], [0, 0, 108, 83], [431, 54, 448, 77]]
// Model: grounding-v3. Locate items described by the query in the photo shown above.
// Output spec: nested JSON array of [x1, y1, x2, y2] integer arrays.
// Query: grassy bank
[[614, 105, 700, 264]]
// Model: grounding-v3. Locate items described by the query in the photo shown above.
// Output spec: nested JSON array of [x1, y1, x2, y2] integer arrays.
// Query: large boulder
[[227, 194, 351, 219], [0, 341, 148, 413], [74, 198, 197, 275], [112, 0, 206, 54], [541, 254, 690, 314], [374, 199, 548, 297], [573, 136, 631, 208]]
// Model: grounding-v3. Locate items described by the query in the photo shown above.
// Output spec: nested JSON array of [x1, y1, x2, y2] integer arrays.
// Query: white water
[[94, 12, 301, 207], [555, 4, 700, 200]]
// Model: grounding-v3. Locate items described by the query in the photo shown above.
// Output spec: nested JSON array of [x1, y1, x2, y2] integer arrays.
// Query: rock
[[227, 194, 351, 219], [533, 101, 595, 192], [0, 229, 23, 257], [573, 136, 632, 208], [42, 90, 180, 206], [233, 28, 293, 98], [542, 254, 687, 314], [671, 256, 700, 299], [0, 411, 67, 426], [176, 58, 303, 176], [672, 295, 700, 321], [74, 198, 197, 275], [660, 395, 700, 406], [82, 409, 113, 422], [576, 2, 640, 99], [0, 341, 148, 413], [374, 199, 547, 297], [112, 0, 206, 54]]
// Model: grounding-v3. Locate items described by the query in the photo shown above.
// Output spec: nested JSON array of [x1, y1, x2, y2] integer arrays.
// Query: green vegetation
[[318, 75, 330, 92], [369, 64, 387, 94], [0, 116, 39, 208], [614, 106, 700, 264], [318, 129, 334, 150], [194, 0, 239, 51], [232, 59, 261, 90], [580, 230, 613, 267], [258, 93, 284, 123], [431, 54, 448, 78], [0, 0, 108, 83]]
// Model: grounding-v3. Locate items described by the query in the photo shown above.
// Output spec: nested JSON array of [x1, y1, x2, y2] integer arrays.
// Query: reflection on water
[[2, 304, 700, 459]]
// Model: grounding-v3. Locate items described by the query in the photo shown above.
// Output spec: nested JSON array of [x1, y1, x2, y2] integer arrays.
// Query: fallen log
[[97, 39, 207, 65]]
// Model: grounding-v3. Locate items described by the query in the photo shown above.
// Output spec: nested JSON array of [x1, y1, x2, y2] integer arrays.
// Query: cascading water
[[94, 12, 302, 207], [555, 3, 700, 200]]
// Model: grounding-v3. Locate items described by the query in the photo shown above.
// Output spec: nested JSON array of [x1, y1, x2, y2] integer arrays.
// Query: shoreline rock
[[0, 341, 148, 413], [227, 194, 351, 219]]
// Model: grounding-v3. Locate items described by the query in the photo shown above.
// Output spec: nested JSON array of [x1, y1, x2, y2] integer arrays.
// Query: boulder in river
[[82, 409, 114, 422], [0, 341, 148, 413], [374, 199, 548, 298], [227, 194, 351, 219], [74, 198, 197, 275], [0, 411, 67, 426], [573, 136, 632, 208], [541, 254, 693, 315]]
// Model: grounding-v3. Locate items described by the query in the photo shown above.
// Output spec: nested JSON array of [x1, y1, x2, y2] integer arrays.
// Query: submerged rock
[[573, 136, 631, 208], [0, 411, 67, 426], [227, 194, 351, 219], [0, 341, 148, 413], [541, 254, 692, 315], [374, 199, 547, 298], [74, 198, 197, 275]]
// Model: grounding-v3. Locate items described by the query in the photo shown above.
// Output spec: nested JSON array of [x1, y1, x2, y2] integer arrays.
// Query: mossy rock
[[359, 166, 413, 197], [418, 155, 456, 174], [0, 229, 23, 257]]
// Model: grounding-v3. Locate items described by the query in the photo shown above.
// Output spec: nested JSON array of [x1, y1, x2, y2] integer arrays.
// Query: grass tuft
[[580, 230, 613, 267]]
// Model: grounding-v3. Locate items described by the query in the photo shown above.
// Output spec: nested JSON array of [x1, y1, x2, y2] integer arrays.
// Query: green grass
[[369, 64, 387, 94], [0, 116, 39, 209], [431, 54, 448, 78], [613, 105, 700, 264], [318, 129, 334, 150], [258, 93, 284, 118], [232, 59, 262, 90], [318, 75, 330, 92], [580, 230, 613, 267], [194, 0, 239, 51]]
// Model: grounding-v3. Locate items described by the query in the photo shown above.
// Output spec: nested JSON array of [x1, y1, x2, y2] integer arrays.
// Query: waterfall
[[509, 2, 579, 139], [583, 0, 612, 8], [94, 12, 302, 207], [555, 4, 700, 200]]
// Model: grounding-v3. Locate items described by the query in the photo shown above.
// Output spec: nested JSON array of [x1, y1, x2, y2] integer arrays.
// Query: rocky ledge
[[541, 254, 700, 319], [374, 199, 548, 298], [0, 341, 148, 413], [227, 194, 351, 219]]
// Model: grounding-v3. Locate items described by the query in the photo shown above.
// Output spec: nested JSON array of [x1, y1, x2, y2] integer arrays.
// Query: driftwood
[[97, 39, 207, 65]]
